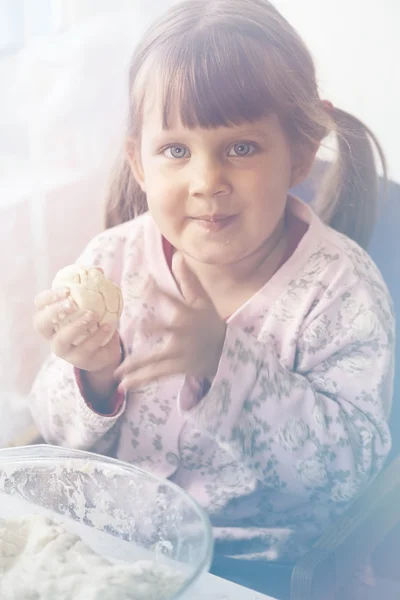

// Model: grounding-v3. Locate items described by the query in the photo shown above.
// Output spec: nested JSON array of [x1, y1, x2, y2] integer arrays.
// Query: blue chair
[[287, 166, 400, 599]]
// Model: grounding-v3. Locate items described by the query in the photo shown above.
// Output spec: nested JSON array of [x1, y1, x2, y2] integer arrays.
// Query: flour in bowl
[[0, 515, 183, 600]]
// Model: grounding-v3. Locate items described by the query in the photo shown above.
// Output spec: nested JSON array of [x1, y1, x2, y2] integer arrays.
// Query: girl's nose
[[188, 158, 232, 198]]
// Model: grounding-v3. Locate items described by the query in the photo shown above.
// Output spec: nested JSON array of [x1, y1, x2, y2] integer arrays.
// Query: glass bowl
[[0, 445, 213, 599]]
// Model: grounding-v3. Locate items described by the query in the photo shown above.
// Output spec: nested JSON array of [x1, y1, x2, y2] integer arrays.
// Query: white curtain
[[0, 1, 172, 446]]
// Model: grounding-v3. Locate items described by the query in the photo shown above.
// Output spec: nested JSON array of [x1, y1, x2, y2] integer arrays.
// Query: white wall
[[53, 0, 135, 27], [274, 0, 400, 183]]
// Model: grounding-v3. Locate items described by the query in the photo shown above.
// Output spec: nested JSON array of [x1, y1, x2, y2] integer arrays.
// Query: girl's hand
[[33, 288, 122, 375], [115, 253, 227, 392]]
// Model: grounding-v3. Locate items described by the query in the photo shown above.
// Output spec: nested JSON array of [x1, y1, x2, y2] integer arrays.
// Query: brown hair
[[104, 0, 386, 250]]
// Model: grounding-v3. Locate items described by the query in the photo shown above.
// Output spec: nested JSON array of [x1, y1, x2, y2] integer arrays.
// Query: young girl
[[31, 0, 394, 596]]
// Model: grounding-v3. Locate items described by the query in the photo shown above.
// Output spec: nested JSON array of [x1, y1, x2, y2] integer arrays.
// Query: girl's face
[[129, 102, 312, 267]]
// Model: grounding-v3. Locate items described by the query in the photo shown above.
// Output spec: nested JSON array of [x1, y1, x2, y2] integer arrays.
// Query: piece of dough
[[52, 265, 123, 346], [0, 515, 183, 600]]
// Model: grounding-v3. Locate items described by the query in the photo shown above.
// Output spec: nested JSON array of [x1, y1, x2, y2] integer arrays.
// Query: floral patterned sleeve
[[178, 282, 394, 500], [30, 354, 125, 452], [30, 232, 126, 453]]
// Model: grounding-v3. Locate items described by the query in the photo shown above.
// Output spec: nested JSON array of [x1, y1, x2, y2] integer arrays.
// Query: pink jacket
[[31, 196, 394, 561]]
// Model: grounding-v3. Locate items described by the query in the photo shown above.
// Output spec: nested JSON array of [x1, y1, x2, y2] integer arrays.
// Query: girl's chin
[[180, 244, 242, 267]]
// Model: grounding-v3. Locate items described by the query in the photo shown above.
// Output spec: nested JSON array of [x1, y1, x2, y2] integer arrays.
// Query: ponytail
[[313, 108, 387, 250], [104, 152, 148, 230]]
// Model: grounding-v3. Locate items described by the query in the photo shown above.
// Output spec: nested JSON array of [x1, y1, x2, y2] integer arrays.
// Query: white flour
[[0, 515, 183, 600]]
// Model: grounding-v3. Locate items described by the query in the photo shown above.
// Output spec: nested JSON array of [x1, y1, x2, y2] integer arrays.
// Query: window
[[0, 0, 55, 55], [0, 0, 24, 55]]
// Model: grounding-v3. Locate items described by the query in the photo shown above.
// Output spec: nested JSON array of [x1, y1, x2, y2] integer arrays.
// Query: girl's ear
[[290, 142, 319, 188], [126, 138, 146, 192]]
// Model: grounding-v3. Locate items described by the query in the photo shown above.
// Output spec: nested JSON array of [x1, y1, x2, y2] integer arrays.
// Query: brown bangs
[[151, 27, 288, 130]]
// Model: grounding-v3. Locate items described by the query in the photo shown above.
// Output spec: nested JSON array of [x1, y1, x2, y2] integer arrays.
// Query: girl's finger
[[33, 297, 79, 339], [34, 288, 69, 311], [51, 311, 98, 355], [118, 357, 184, 392], [157, 289, 189, 313]]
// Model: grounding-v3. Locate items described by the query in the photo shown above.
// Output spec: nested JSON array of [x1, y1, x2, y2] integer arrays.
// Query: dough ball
[[52, 265, 123, 346]]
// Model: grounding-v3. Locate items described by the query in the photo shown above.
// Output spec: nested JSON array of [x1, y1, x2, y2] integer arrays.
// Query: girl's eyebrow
[[229, 127, 271, 138]]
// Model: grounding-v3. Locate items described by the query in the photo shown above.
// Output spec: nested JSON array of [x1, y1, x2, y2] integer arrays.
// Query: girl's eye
[[163, 145, 190, 159], [228, 142, 256, 157]]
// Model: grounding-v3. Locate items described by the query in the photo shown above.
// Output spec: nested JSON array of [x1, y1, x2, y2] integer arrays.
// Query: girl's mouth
[[191, 214, 238, 231]]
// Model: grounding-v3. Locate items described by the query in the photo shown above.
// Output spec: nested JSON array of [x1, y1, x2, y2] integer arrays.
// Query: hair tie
[[321, 99, 334, 112]]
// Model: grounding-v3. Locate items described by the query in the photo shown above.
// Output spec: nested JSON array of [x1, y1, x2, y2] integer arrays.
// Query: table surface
[[185, 572, 277, 599]]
